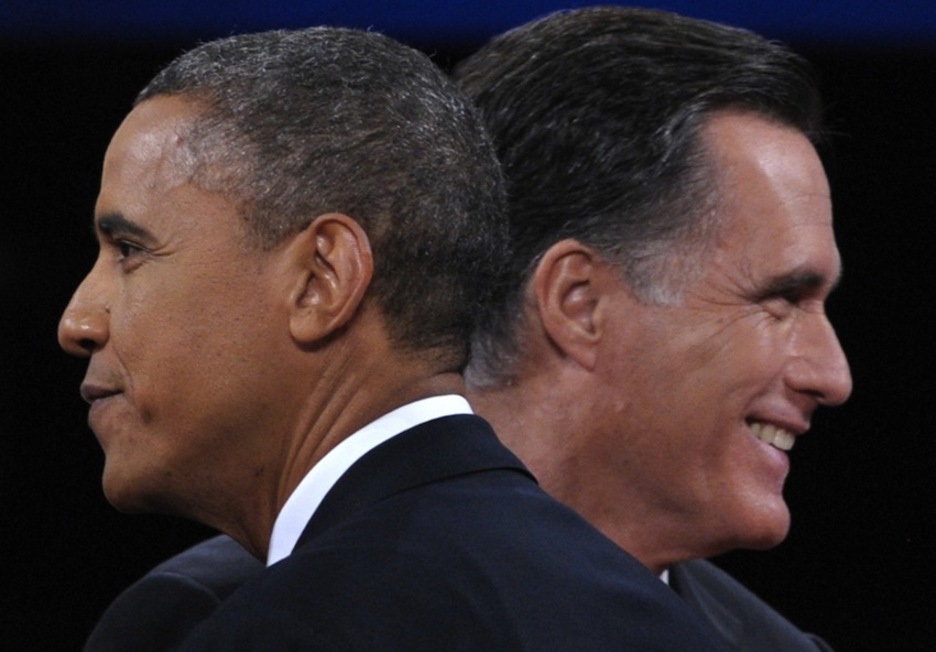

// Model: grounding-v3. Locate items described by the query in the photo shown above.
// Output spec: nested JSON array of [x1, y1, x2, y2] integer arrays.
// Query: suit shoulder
[[84, 536, 264, 652], [145, 535, 263, 593], [670, 559, 833, 650]]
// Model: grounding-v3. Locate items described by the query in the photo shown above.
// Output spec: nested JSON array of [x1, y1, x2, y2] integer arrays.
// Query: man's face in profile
[[58, 95, 301, 517], [583, 110, 852, 554]]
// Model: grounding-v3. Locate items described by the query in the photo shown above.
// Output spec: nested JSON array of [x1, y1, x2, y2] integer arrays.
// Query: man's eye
[[759, 287, 803, 309], [117, 240, 142, 258]]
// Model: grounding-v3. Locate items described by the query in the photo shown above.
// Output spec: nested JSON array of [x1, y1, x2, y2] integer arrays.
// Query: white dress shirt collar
[[266, 394, 472, 566]]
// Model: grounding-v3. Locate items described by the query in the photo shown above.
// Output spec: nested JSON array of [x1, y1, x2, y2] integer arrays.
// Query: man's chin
[[736, 502, 791, 551], [101, 464, 164, 515], [703, 493, 792, 555]]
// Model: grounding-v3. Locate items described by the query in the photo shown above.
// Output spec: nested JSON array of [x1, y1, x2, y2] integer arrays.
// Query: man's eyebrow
[[758, 266, 842, 298], [94, 212, 157, 244]]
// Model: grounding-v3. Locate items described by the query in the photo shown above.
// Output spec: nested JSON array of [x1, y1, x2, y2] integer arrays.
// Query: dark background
[[2, 2, 934, 650]]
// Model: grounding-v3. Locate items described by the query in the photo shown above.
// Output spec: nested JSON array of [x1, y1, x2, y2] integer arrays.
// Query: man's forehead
[[704, 111, 825, 182], [102, 96, 199, 193]]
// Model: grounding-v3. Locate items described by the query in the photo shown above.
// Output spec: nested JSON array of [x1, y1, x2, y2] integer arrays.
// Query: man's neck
[[231, 366, 466, 560]]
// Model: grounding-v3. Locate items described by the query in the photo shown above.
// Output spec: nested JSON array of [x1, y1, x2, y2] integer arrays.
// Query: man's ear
[[284, 213, 374, 344], [531, 239, 615, 371]]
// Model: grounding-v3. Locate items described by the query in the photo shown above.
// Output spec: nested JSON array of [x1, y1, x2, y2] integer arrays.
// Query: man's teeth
[[749, 422, 795, 451]]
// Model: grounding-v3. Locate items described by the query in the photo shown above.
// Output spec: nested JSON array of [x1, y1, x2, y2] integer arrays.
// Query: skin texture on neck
[[470, 377, 695, 574], [467, 289, 698, 574], [229, 328, 466, 560]]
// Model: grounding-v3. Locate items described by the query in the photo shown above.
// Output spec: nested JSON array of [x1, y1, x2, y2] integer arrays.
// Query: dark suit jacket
[[86, 417, 830, 651], [88, 539, 832, 652], [84, 535, 263, 652], [670, 559, 833, 651], [174, 414, 727, 650]]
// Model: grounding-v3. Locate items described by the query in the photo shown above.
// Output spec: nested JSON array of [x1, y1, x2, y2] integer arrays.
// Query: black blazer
[[84, 536, 263, 652], [670, 559, 833, 651], [174, 414, 727, 650], [87, 542, 831, 652]]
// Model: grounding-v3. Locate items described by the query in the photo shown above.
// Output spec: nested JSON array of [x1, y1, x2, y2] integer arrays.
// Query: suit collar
[[296, 414, 532, 546]]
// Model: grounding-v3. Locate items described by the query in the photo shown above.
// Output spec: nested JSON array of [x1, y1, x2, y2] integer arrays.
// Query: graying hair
[[454, 7, 822, 386], [138, 26, 507, 369]]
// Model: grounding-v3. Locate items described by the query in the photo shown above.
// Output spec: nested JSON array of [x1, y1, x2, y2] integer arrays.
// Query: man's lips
[[80, 383, 121, 405]]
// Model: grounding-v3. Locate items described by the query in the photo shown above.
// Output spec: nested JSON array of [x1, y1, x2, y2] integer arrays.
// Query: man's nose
[[58, 271, 110, 358], [788, 312, 853, 407]]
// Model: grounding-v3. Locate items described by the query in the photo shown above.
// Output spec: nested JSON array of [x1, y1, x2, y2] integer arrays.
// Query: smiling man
[[454, 7, 852, 650], [61, 25, 728, 651]]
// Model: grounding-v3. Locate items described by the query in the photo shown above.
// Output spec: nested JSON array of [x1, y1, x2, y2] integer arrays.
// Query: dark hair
[[453, 6, 823, 384], [137, 26, 507, 370]]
